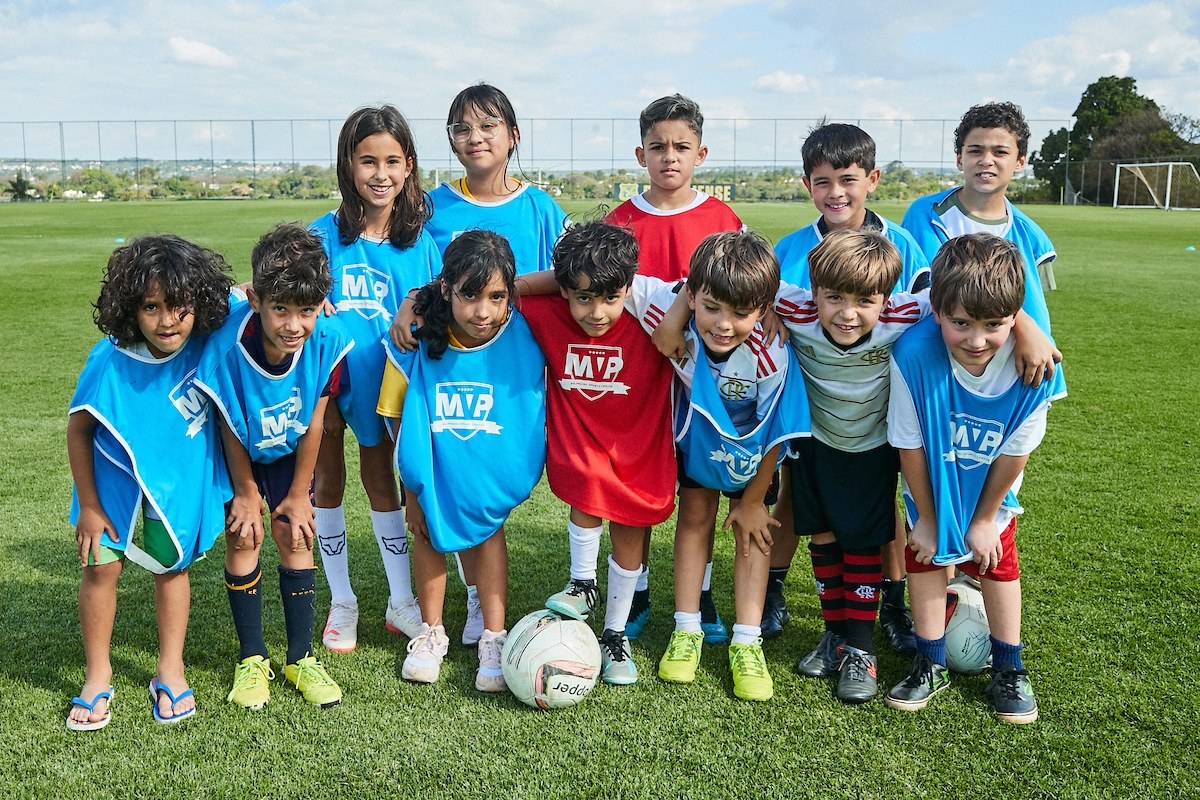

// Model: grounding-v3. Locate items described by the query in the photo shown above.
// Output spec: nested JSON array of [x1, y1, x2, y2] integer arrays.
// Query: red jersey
[[520, 294, 676, 526], [605, 191, 744, 281]]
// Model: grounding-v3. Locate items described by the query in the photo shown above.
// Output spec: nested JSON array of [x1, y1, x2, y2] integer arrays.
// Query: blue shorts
[[251, 452, 299, 513]]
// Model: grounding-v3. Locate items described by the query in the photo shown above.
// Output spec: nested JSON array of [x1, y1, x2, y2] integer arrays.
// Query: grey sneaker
[[545, 579, 600, 621], [462, 593, 483, 646], [599, 629, 638, 685], [795, 630, 845, 678], [984, 664, 1038, 724], [835, 646, 878, 704], [475, 629, 508, 693], [884, 653, 952, 712]]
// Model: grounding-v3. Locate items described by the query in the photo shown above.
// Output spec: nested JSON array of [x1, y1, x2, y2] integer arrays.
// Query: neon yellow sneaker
[[729, 640, 773, 701], [658, 630, 704, 684], [284, 656, 343, 708], [227, 655, 273, 710]]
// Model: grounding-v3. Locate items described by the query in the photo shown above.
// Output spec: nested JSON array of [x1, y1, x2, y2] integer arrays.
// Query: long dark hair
[[335, 105, 430, 249], [446, 83, 520, 167], [414, 230, 516, 359]]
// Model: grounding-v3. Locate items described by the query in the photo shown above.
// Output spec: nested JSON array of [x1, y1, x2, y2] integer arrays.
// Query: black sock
[[279, 565, 317, 665], [226, 563, 267, 662], [843, 547, 882, 654], [881, 577, 907, 609], [628, 588, 650, 617], [809, 540, 848, 638], [699, 588, 718, 623], [767, 566, 789, 596]]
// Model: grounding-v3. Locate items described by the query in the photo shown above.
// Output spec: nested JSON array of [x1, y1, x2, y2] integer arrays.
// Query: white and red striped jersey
[[774, 282, 931, 452]]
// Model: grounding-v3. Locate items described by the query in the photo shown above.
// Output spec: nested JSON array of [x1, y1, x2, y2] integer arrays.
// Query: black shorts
[[677, 450, 780, 505], [251, 452, 299, 513], [788, 438, 898, 549]]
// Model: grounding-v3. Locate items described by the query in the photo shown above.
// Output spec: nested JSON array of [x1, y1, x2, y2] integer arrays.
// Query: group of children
[[66, 86, 1065, 730]]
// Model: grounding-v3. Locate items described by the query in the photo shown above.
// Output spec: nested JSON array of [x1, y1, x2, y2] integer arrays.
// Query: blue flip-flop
[[66, 686, 114, 731], [149, 678, 195, 724]]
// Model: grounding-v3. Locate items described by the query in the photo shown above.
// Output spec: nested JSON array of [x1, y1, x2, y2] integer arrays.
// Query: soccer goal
[[1113, 161, 1200, 210]]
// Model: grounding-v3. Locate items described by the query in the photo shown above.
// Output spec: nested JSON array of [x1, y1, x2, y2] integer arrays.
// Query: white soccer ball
[[945, 577, 992, 675], [502, 609, 602, 710]]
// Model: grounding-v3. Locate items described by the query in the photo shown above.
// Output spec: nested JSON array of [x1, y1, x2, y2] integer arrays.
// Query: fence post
[[251, 120, 257, 195], [1112, 162, 1120, 208], [209, 120, 216, 191], [134, 120, 139, 200], [1165, 163, 1174, 211], [898, 119, 903, 165], [21, 121, 27, 175], [290, 119, 295, 169], [59, 121, 66, 183], [940, 119, 945, 175], [97, 121, 102, 171], [1063, 128, 1071, 206], [174, 120, 179, 177]]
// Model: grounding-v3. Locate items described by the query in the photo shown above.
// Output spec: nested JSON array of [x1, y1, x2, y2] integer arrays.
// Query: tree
[[1071, 76, 1157, 157], [5, 171, 35, 201]]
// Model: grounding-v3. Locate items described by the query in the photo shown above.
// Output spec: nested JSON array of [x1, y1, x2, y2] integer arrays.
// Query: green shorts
[[87, 513, 177, 569]]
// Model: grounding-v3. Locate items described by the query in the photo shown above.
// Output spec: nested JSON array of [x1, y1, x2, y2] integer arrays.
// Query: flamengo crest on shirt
[[258, 388, 307, 449], [944, 412, 1005, 470], [432, 382, 502, 440], [336, 264, 392, 321], [170, 368, 210, 438], [708, 440, 764, 485], [559, 344, 629, 401]]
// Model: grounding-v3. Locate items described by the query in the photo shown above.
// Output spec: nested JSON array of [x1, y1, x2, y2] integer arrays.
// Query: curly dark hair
[[414, 230, 516, 359], [954, 102, 1031, 157], [251, 223, 333, 306], [552, 221, 639, 295], [94, 234, 234, 347], [335, 105, 431, 249]]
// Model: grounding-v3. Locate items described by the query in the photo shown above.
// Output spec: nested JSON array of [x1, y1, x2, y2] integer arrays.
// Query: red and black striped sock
[[809, 540, 847, 637], [843, 547, 883, 653]]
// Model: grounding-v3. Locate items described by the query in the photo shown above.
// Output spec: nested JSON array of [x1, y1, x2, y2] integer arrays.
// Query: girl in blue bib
[[310, 105, 442, 652], [377, 230, 546, 693], [67, 235, 234, 729]]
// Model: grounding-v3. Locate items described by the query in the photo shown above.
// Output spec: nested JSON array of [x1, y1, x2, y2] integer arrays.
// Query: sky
[[2, 0, 1198, 170]]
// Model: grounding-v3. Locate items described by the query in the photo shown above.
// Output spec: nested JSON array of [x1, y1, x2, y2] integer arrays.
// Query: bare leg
[[908, 569, 950, 641], [674, 487, 718, 615], [979, 578, 1022, 646], [729, 498, 771, 627], [359, 439, 401, 511], [609, 523, 644, 572], [412, 531, 447, 627], [70, 560, 122, 725], [312, 402, 347, 508], [153, 569, 194, 718], [466, 527, 508, 633], [769, 469, 800, 569]]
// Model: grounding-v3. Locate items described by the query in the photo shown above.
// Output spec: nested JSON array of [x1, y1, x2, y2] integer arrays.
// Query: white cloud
[[168, 36, 237, 68], [754, 71, 809, 93]]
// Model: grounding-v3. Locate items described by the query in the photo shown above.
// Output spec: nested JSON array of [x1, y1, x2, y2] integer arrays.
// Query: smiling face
[[352, 132, 412, 219], [814, 285, 885, 346], [561, 273, 629, 339], [802, 162, 881, 231], [935, 303, 1016, 376], [449, 103, 516, 181], [136, 284, 194, 358], [446, 269, 510, 348], [248, 291, 319, 365], [686, 286, 762, 355], [957, 127, 1026, 204], [637, 119, 707, 196]]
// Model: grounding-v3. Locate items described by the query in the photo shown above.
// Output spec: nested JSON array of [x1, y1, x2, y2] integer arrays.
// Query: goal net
[[1113, 162, 1200, 210]]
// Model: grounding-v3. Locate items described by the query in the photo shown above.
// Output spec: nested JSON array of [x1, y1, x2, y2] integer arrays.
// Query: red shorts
[[905, 517, 1021, 582]]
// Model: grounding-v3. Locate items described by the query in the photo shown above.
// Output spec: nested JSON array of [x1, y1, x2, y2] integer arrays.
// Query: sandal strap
[[70, 687, 113, 711]]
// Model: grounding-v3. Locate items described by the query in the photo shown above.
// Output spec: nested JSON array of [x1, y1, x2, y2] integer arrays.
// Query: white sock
[[635, 565, 650, 592], [674, 610, 703, 634], [568, 521, 603, 582], [731, 623, 761, 645], [371, 509, 413, 605], [315, 505, 354, 603], [604, 556, 641, 633], [702, 561, 713, 592]]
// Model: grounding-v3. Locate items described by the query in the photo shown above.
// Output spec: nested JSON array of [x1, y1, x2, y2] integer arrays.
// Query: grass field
[[1, 198, 1197, 799]]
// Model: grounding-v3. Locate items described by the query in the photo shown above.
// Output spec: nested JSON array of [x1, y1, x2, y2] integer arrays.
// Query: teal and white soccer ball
[[502, 610, 602, 710], [945, 577, 992, 675]]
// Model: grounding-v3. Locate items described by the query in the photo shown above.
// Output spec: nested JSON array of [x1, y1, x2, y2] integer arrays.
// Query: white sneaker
[[322, 599, 359, 653], [385, 596, 424, 639], [402, 623, 450, 684], [462, 593, 484, 646], [475, 628, 508, 692]]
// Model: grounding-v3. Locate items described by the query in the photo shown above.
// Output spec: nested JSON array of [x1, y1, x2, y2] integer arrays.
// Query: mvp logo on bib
[[258, 388, 306, 449], [432, 382, 502, 441], [336, 264, 392, 321], [708, 440, 764, 485], [945, 412, 1005, 470], [170, 369, 210, 438], [559, 345, 629, 401]]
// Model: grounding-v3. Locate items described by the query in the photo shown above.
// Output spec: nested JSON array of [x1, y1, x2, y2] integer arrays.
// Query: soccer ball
[[502, 610, 602, 710], [944, 577, 992, 675]]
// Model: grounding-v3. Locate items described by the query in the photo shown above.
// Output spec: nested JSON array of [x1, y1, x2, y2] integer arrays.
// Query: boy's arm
[[650, 288, 692, 360], [1011, 310, 1061, 388], [67, 411, 115, 566], [898, 447, 939, 565], [218, 415, 266, 552], [388, 289, 424, 351], [965, 453, 1029, 576], [514, 270, 560, 296], [272, 395, 330, 553], [722, 443, 783, 557]]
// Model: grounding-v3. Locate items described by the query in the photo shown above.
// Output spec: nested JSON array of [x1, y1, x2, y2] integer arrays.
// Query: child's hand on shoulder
[[227, 493, 266, 552], [273, 493, 316, 552], [1012, 311, 1062, 388], [966, 518, 1003, 576], [907, 517, 939, 565], [651, 324, 688, 361], [75, 505, 116, 566], [389, 293, 423, 352], [723, 502, 779, 557], [759, 307, 786, 347], [321, 298, 337, 317]]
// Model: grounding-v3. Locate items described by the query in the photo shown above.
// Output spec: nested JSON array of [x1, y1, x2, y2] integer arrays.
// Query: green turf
[[1, 199, 1198, 799]]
